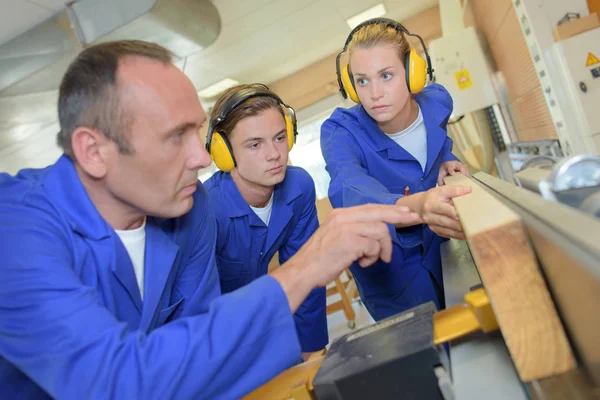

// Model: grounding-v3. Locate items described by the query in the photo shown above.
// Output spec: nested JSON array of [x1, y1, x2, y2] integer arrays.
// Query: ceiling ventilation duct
[[0, 0, 220, 128]]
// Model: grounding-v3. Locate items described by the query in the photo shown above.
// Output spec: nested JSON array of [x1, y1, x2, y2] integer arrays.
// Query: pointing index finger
[[330, 204, 419, 226]]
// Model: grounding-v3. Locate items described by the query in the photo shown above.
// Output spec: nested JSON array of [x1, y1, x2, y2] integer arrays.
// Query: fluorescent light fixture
[[197, 78, 239, 98], [346, 4, 387, 29]]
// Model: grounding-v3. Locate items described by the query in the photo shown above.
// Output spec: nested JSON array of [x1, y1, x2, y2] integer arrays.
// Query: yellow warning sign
[[454, 69, 472, 90], [586, 52, 599, 67]]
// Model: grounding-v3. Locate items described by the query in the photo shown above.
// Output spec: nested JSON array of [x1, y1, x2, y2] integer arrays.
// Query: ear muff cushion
[[209, 131, 236, 172], [285, 114, 295, 151], [341, 64, 360, 103], [405, 49, 427, 94]]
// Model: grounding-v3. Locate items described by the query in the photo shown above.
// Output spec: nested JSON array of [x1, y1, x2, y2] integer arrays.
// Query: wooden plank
[[444, 174, 576, 382], [472, 172, 600, 261], [473, 172, 600, 386], [528, 229, 600, 389], [526, 368, 599, 400]]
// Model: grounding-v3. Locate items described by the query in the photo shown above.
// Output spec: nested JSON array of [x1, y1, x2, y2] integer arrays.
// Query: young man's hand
[[438, 161, 469, 186]]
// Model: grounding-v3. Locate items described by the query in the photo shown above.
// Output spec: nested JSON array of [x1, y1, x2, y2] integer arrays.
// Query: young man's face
[[101, 56, 212, 219], [228, 107, 289, 188]]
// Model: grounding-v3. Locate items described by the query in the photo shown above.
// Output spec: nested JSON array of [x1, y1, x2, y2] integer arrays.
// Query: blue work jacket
[[320, 83, 457, 321], [0, 155, 301, 399], [204, 166, 328, 353]]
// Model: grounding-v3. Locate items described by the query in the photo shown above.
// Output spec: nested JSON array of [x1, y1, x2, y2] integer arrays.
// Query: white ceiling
[[0, 0, 438, 174], [189, 0, 437, 91], [0, 0, 67, 45], [0, 0, 438, 93], [0, 0, 439, 175]]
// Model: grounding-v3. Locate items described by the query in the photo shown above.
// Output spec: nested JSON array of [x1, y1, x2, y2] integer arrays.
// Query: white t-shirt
[[250, 193, 274, 226], [387, 106, 428, 172], [115, 218, 147, 300]]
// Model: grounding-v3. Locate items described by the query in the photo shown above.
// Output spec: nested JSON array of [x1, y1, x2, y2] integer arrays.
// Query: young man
[[203, 84, 327, 360], [0, 40, 421, 399]]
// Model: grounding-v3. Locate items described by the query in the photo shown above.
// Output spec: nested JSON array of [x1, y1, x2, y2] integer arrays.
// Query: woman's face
[[350, 43, 411, 131]]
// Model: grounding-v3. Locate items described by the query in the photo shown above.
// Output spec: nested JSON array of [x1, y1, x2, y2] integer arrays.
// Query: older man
[[0, 40, 420, 399]]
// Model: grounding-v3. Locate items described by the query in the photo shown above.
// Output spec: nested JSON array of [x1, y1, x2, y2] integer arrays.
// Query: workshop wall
[[465, 0, 559, 142]]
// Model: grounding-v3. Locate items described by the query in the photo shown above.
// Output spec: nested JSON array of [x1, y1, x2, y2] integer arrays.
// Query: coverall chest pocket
[[216, 255, 252, 293], [216, 255, 245, 280], [157, 287, 184, 326]]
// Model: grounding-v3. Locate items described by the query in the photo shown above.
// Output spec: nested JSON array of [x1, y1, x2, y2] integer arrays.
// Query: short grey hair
[[57, 40, 173, 158]]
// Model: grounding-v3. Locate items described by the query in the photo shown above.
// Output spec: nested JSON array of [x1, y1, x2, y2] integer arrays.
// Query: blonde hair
[[347, 23, 410, 61]]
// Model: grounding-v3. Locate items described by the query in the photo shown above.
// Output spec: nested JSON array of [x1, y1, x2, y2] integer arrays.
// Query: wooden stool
[[326, 269, 360, 329], [316, 197, 362, 329]]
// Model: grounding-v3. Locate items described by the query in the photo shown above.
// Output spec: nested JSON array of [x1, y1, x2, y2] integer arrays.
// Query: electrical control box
[[550, 27, 600, 155], [429, 26, 499, 117]]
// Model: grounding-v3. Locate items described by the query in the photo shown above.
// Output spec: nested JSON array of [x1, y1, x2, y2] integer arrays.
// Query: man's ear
[[71, 127, 112, 178]]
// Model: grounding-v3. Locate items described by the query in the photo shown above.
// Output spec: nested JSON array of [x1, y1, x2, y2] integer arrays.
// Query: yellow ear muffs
[[341, 64, 360, 103], [405, 49, 427, 94], [209, 131, 236, 172], [207, 85, 298, 171], [285, 114, 296, 151], [336, 19, 433, 101]]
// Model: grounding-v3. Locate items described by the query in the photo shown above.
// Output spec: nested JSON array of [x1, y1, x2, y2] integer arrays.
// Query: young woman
[[321, 18, 471, 321]]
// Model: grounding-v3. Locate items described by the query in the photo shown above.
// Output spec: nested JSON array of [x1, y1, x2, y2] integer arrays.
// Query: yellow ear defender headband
[[205, 84, 298, 172], [335, 17, 434, 103]]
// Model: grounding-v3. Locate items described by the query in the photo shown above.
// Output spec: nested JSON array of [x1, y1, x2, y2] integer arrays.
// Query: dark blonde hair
[[57, 40, 173, 158], [347, 23, 410, 61], [210, 84, 284, 138]]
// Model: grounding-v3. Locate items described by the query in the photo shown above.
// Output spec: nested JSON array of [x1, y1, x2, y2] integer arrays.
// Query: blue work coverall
[[0, 156, 301, 399], [204, 166, 328, 353], [320, 83, 458, 321]]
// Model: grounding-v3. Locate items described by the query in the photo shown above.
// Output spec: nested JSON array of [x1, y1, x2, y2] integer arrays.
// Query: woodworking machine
[[515, 154, 600, 217], [244, 171, 600, 400]]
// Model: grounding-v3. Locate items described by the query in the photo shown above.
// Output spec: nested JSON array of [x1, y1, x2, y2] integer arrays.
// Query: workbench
[[443, 173, 599, 400], [245, 172, 600, 400]]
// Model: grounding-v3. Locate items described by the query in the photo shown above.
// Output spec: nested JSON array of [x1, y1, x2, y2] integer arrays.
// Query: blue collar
[[354, 89, 452, 175], [42, 155, 113, 240], [356, 92, 451, 153], [216, 170, 303, 219]]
